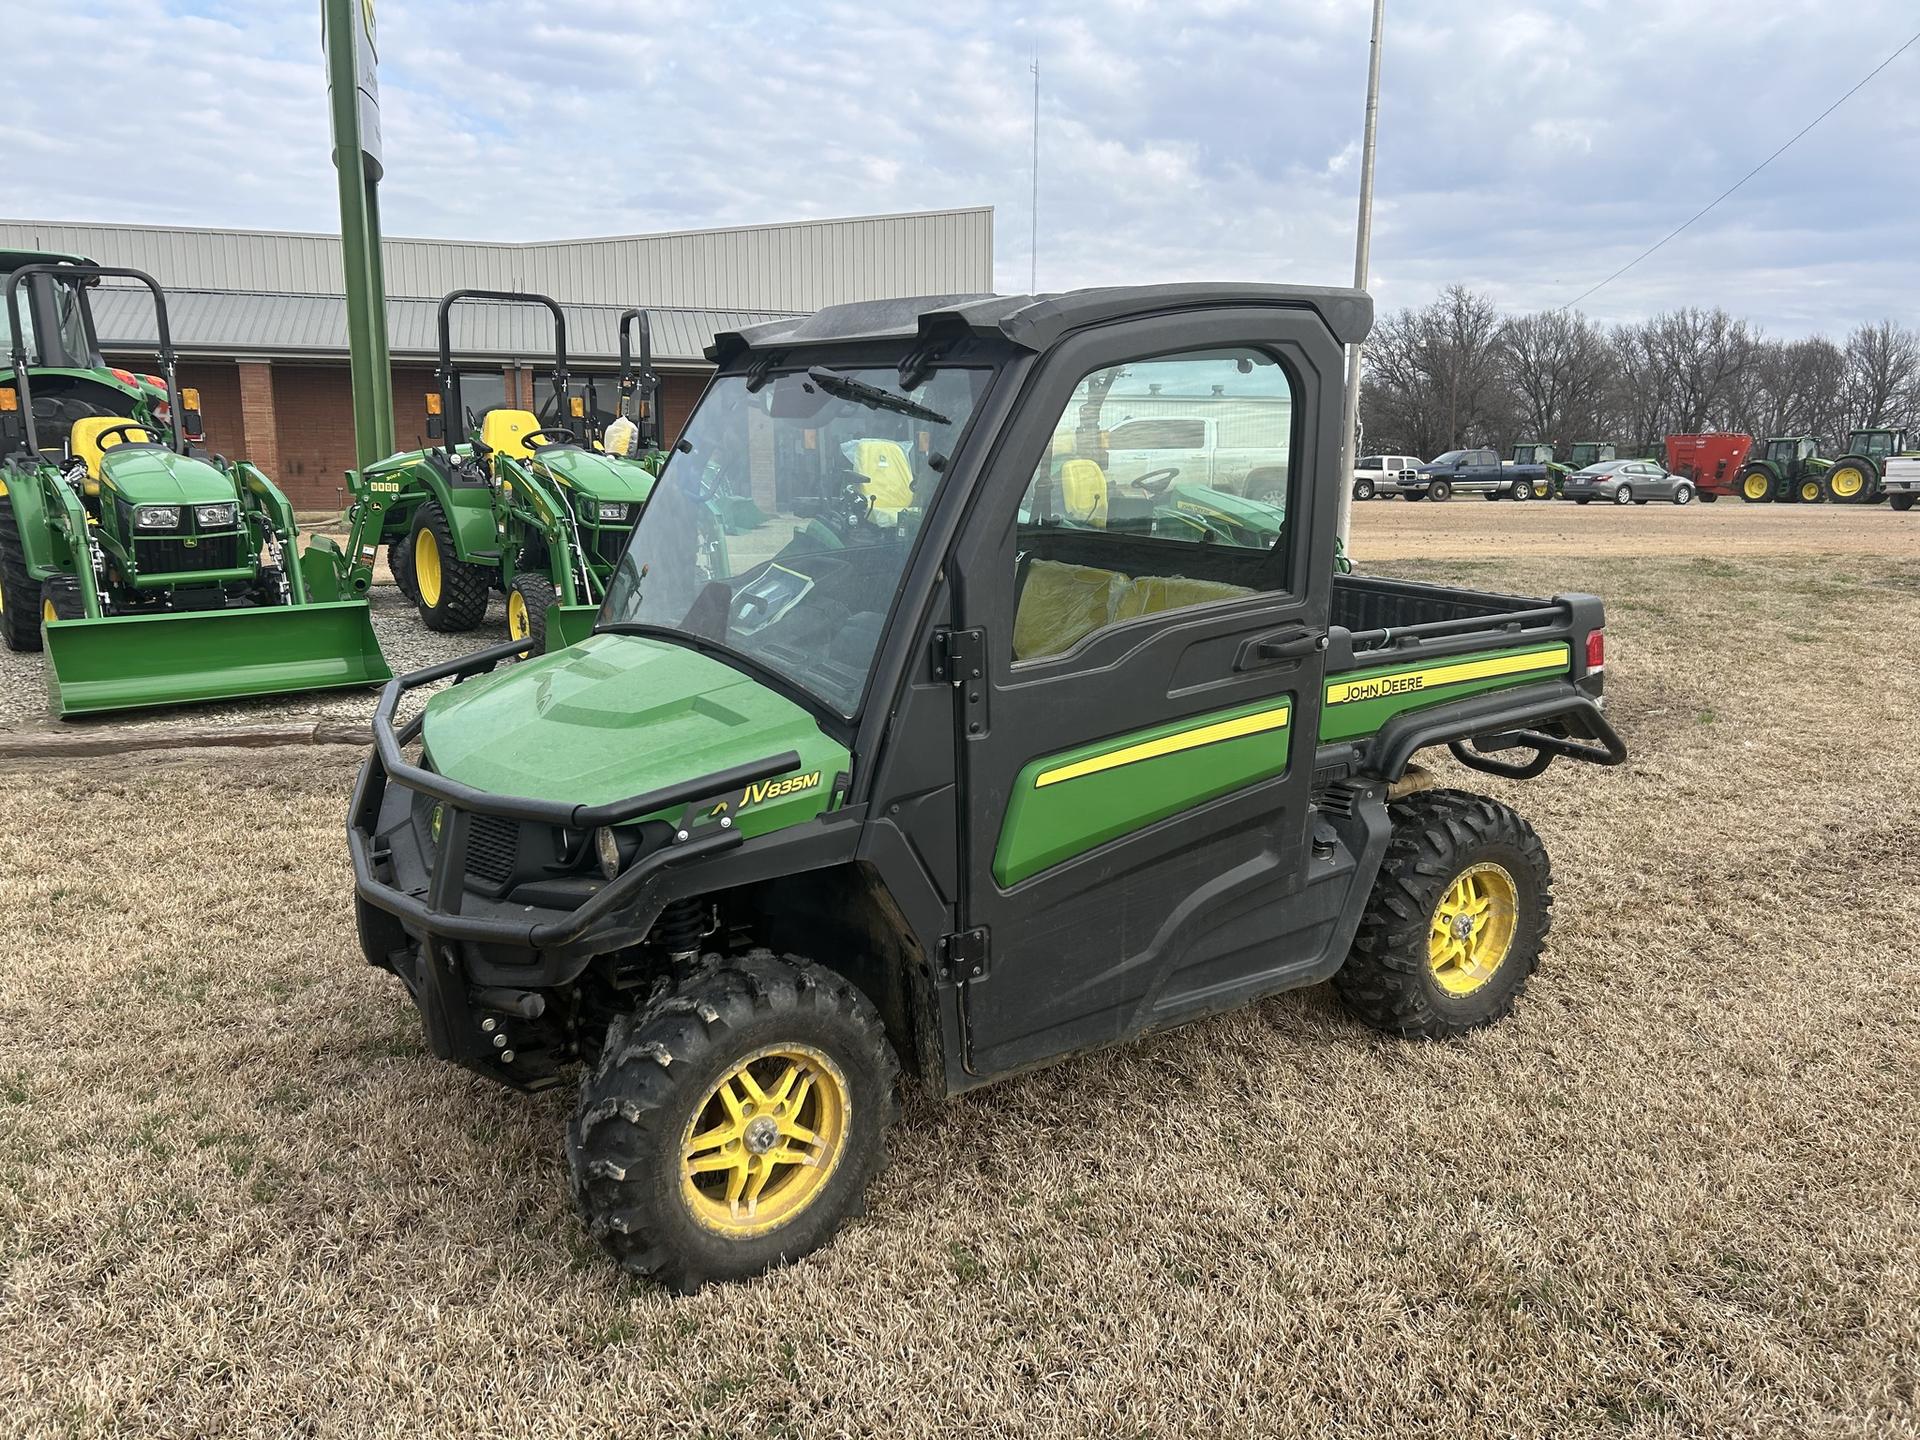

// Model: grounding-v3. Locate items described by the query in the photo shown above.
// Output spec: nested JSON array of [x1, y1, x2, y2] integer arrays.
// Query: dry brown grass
[[2, 510, 1918, 1438]]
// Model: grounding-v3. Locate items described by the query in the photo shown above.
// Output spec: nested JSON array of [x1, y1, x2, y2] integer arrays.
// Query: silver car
[[1560, 459, 1696, 506]]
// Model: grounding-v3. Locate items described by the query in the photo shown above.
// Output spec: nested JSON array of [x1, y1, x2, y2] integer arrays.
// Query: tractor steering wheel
[[1131, 466, 1182, 496], [93, 422, 158, 449], [521, 427, 577, 450]]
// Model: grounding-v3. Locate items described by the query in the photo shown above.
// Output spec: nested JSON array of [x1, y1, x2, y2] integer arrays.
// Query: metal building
[[0, 209, 994, 508]]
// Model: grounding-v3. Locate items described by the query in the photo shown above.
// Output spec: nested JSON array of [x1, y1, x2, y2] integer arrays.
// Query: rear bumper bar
[[348, 638, 798, 965]]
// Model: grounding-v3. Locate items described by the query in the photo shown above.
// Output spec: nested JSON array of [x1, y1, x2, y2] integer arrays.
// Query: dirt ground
[[1, 506, 1916, 1438]]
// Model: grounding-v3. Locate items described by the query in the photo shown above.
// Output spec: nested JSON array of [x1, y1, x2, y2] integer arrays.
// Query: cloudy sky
[[8, 1, 1917, 335]]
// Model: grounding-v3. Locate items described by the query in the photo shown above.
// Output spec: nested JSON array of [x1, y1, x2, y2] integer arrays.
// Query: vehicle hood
[[535, 449, 659, 503], [99, 449, 237, 506], [420, 633, 849, 836]]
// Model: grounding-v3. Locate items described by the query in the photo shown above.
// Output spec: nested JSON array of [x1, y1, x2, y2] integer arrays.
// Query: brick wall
[[177, 361, 243, 460]]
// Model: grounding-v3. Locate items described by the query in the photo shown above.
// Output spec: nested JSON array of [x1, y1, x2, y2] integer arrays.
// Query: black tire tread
[[388, 536, 418, 602], [1335, 789, 1553, 1039], [0, 497, 43, 651], [410, 501, 490, 631], [508, 570, 558, 654]]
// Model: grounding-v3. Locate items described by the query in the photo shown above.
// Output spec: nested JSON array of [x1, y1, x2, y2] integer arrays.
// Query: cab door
[[944, 309, 1342, 1079]]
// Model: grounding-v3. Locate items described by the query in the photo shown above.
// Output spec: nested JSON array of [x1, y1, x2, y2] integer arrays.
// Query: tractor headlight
[[594, 827, 622, 881], [597, 502, 629, 523], [195, 503, 237, 528], [135, 505, 181, 530]]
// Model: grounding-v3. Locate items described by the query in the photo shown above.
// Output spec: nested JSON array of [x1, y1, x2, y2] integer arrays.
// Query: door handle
[[1253, 627, 1328, 662]]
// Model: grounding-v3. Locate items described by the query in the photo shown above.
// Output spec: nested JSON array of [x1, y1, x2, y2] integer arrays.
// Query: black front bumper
[[348, 639, 801, 985]]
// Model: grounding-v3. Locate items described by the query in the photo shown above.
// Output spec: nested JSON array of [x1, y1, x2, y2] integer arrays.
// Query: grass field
[[1, 507, 1916, 1438]]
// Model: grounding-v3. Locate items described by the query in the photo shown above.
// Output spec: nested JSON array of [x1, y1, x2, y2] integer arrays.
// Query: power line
[[1559, 25, 1920, 312]]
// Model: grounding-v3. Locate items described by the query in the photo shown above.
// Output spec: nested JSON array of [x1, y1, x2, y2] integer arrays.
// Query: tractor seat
[[1058, 458, 1109, 527], [850, 440, 917, 518], [69, 416, 162, 495], [476, 408, 548, 460]]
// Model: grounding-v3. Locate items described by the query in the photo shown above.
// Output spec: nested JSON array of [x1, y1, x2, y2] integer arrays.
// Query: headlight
[[135, 505, 181, 529], [597, 502, 629, 523], [195, 503, 237, 528], [594, 826, 622, 881]]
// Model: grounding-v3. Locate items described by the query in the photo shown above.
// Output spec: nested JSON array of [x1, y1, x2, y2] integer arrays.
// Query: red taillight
[[110, 367, 136, 386], [141, 373, 165, 390], [1586, 630, 1605, 672]]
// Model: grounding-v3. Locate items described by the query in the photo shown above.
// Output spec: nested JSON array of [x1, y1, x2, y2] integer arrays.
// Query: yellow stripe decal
[[1034, 704, 1291, 789], [1325, 647, 1567, 707]]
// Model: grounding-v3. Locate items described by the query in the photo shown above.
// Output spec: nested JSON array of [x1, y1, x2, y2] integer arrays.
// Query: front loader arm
[[497, 457, 588, 605], [232, 460, 311, 604]]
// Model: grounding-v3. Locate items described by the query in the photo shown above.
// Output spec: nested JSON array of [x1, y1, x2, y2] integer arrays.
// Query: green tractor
[[1736, 435, 1831, 504], [1823, 427, 1908, 505], [1568, 441, 1617, 469], [1509, 442, 1563, 498], [0, 256, 388, 717], [318, 290, 670, 654]]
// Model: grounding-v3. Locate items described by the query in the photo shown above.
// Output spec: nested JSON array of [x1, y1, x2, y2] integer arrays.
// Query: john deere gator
[[0, 256, 387, 716], [316, 291, 674, 655]]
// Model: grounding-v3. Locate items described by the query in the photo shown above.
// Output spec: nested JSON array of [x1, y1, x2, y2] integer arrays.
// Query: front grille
[[138, 532, 243, 574], [589, 525, 633, 568], [465, 814, 520, 886]]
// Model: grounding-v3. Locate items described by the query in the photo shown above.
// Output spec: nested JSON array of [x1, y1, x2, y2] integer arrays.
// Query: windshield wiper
[[807, 367, 948, 425]]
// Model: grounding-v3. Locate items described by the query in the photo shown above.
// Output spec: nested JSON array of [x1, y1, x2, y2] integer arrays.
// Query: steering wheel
[[521, 427, 577, 449], [1131, 466, 1182, 496], [93, 422, 158, 449]]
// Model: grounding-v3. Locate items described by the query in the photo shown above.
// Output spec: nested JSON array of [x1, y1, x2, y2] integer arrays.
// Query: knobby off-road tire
[[388, 538, 418, 602], [0, 500, 42, 651], [1739, 468, 1774, 503], [569, 950, 901, 1293], [1825, 461, 1874, 505], [39, 576, 84, 621], [408, 502, 490, 632], [506, 571, 557, 655], [1335, 790, 1553, 1039]]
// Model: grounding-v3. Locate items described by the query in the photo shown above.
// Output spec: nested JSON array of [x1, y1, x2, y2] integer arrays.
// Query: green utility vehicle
[[0, 257, 387, 716], [316, 290, 670, 654], [1737, 435, 1831, 503], [349, 285, 1626, 1290], [1823, 427, 1908, 505]]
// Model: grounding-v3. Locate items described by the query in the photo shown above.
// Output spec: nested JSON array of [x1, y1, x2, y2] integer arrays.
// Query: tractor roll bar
[[434, 288, 570, 451], [4, 264, 186, 458], [616, 307, 661, 447]]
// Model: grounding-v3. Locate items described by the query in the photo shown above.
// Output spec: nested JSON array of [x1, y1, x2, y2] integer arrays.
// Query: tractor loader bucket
[[42, 601, 391, 718], [545, 603, 598, 652]]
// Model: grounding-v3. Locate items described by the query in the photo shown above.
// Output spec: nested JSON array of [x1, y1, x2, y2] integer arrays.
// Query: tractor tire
[[40, 575, 85, 622], [1825, 461, 1875, 505], [1798, 478, 1824, 504], [1891, 494, 1916, 512], [0, 500, 42, 652], [1352, 478, 1375, 502], [569, 950, 900, 1293], [1427, 479, 1453, 502], [506, 571, 558, 655], [1673, 483, 1695, 505], [1614, 486, 1634, 505], [388, 539, 418, 602], [407, 502, 490, 632], [1738, 468, 1774, 503], [252, 564, 290, 607], [1334, 789, 1552, 1038]]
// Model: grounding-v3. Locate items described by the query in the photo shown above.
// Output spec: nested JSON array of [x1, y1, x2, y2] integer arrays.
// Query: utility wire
[[1559, 25, 1920, 311]]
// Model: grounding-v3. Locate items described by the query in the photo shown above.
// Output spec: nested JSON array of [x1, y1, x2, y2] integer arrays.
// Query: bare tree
[[1839, 320, 1920, 435], [1358, 285, 1510, 457], [1498, 309, 1613, 449], [1738, 336, 1846, 445]]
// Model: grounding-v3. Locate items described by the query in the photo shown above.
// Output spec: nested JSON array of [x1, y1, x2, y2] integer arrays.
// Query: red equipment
[[1665, 433, 1753, 502]]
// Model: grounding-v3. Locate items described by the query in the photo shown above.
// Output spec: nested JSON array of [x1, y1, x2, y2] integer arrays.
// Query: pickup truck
[[1408, 447, 1544, 501], [347, 282, 1625, 1290], [1883, 455, 1920, 511], [1102, 409, 1291, 504]]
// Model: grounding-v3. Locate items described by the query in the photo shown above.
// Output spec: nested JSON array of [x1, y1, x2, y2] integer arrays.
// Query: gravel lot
[[0, 509, 1915, 1438]]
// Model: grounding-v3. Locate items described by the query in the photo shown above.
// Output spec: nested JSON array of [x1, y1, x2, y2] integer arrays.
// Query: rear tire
[[408, 502, 490, 632], [1824, 461, 1874, 505], [1352, 478, 1375, 501], [1614, 486, 1633, 505], [1892, 494, 1916, 512], [506, 571, 557, 654], [569, 951, 900, 1292], [1334, 790, 1552, 1038], [0, 499, 43, 652], [1428, 479, 1452, 502], [1511, 480, 1531, 500]]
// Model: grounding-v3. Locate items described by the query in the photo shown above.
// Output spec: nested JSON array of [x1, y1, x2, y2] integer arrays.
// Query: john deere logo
[[182, 536, 198, 549], [430, 804, 444, 842]]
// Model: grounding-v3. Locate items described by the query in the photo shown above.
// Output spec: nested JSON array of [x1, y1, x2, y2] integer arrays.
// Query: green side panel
[[42, 602, 390, 718], [993, 695, 1294, 888], [420, 633, 848, 839], [0, 466, 60, 576], [300, 540, 346, 602], [442, 485, 499, 562], [1317, 642, 1571, 743], [545, 602, 597, 651]]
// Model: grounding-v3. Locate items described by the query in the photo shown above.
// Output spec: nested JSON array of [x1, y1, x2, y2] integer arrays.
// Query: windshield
[[600, 363, 989, 716], [4, 274, 92, 367]]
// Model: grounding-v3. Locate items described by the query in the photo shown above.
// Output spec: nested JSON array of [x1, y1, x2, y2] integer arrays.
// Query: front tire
[[408, 502, 490, 632], [1673, 482, 1695, 505], [1428, 479, 1452, 502], [506, 571, 557, 654], [0, 499, 43, 652], [1335, 790, 1552, 1038], [570, 951, 900, 1292], [40, 575, 85, 622]]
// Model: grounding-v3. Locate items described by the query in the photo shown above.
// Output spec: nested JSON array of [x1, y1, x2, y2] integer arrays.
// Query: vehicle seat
[[69, 416, 161, 495], [1115, 575, 1253, 619], [1012, 558, 1126, 661], [477, 408, 546, 460], [851, 440, 916, 516], [1058, 458, 1109, 527]]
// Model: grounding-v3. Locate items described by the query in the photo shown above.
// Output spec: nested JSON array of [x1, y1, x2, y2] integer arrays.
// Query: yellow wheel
[[1741, 469, 1772, 502], [1337, 791, 1551, 1037], [413, 524, 443, 608], [506, 586, 529, 640], [679, 1043, 850, 1238], [1427, 862, 1519, 997], [505, 571, 556, 654], [569, 952, 900, 1291], [1828, 463, 1867, 501], [41, 598, 55, 624], [1800, 478, 1823, 503]]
